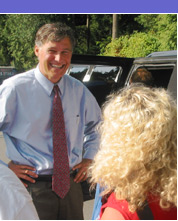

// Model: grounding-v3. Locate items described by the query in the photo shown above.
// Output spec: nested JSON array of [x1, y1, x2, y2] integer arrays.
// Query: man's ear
[[34, 45, 39, 57]]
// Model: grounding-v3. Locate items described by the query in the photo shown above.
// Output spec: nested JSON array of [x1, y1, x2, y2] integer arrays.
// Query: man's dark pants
[[26, 176, 84, 220]]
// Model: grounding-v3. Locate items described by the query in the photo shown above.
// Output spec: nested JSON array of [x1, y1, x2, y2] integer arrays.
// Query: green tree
[[0, 14, 11, 66], [87, 14, 113, 54], [102, 32, 159, 57], [101, 14, 177, 57], [136, 14, 177, 51], [157, 14, 177, 51]]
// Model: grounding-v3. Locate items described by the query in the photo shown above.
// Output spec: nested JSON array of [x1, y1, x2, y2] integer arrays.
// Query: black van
[[68, 54, 134, 106], [69, 51, 177, 106]]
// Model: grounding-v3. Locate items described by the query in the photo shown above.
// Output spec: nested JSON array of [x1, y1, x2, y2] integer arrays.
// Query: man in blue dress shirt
[[0, 22, 101, 220]]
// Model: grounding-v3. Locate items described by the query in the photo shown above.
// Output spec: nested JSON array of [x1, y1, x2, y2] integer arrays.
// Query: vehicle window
[[127, 65, 175, 89], [68, 65, 89, 81], [90, 66, 121, 82], [145, 66, 174, 88]]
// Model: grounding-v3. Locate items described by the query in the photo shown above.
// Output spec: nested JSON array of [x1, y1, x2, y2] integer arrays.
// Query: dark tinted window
[[68, 65, 89, 81], [146, 66, 174, 88], [128, 65, 175, 89], [90, 66, 120, 82]]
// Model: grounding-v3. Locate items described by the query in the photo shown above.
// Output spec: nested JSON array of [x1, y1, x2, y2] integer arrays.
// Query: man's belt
[[21, 170, 77, 183]]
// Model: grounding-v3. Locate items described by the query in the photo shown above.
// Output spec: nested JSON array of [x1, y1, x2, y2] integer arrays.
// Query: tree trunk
[[112, 14, 119, 39], [86, 14, 90, 53]]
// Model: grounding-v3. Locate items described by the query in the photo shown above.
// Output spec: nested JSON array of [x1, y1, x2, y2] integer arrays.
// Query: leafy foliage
[[101, 14, 177, 58], [102, 32, 160, 57], [0, 15, 11, 65]]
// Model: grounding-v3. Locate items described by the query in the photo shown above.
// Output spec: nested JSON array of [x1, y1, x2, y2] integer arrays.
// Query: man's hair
[[130, 67, 154, 87], [35, 22, 76, 49]]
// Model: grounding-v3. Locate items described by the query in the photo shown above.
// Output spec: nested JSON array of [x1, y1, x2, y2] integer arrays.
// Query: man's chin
[[50, 73, 65, 83]]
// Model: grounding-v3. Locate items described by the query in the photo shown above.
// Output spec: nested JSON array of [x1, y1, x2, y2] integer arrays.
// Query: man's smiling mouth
[[51, 64, 65, 69]]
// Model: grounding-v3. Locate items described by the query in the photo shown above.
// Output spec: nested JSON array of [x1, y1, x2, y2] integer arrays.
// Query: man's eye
[[63, 50, 72, 55], [48, 50, 56, 53], [62, 51, 70, 55]]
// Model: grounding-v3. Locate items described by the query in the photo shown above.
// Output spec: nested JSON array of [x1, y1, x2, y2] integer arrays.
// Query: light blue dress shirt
[[0, 66, 101, 175]]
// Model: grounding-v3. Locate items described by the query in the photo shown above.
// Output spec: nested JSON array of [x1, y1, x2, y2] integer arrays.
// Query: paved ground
[[84, 199, 94, 220], [0, 132, 9, 164], [0, 132, 94, 220]]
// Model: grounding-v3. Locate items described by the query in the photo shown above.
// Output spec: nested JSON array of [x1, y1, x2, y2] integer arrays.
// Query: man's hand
[[8, 161, 38, 187], [72, 158, 92, 183]]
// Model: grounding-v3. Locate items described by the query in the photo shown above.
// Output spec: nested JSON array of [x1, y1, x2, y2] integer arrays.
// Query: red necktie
[[52, 85, 70, 198]]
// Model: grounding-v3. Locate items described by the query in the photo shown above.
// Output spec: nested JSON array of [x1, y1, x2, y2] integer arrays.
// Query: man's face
[[35, 37, 73, 83]]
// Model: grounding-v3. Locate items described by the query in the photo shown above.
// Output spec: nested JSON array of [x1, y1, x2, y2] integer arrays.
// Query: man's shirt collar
[[34, 65, 65, 96]]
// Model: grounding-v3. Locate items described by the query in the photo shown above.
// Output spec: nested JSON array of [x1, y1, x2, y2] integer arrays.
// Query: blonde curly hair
[[89, 84, 177, 212]]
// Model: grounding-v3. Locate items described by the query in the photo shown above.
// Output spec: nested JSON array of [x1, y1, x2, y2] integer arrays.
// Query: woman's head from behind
[[90, 84, 177, 211]]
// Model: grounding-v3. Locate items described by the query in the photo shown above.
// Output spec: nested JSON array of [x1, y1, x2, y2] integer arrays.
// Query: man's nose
[[55, 53, 62, 62]]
